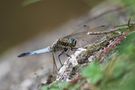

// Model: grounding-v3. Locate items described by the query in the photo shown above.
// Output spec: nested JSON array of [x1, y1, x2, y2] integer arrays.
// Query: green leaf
[[41, 85, 48, 90], [81, 62, 103, 84]]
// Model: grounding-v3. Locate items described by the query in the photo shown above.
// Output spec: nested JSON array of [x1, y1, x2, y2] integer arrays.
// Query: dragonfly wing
[[18, 46, 52, 57], [63, 25, 111, 47], [63, 25, 111, 38], [75, 34, 105, 48]]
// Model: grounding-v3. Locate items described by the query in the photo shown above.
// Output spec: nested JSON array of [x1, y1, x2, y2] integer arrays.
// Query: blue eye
[[69, 38, 76, 46], [69, 38, 74, 43]]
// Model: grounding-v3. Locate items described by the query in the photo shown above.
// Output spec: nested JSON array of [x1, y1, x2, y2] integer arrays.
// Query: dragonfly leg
[[58, 48, 68, 66], [65, 53, 70, 57], [52, 52, 58, 74], [58, 50, 65, 66]]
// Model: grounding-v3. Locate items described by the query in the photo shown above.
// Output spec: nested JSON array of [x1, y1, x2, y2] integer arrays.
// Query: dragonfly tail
[[18, 46, 52, 57], [18, 52, 31, 57]]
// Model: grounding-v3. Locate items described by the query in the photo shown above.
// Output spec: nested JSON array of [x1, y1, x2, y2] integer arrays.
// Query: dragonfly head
[[69, 38, 77, 47]]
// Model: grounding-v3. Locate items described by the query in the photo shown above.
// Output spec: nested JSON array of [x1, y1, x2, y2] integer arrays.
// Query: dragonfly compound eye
[[69, 38, 77, 47]]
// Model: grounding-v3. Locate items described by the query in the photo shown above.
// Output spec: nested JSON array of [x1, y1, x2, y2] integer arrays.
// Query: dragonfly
[[18, 23, 131, 70]]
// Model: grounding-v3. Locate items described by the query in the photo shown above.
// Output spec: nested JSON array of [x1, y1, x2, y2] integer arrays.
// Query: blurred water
[[0, 0, 102, 54]]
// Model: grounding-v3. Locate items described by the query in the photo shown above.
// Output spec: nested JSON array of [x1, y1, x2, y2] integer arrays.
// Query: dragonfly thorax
[[60, 37, 76, 47], [52, 37, 77, 51]]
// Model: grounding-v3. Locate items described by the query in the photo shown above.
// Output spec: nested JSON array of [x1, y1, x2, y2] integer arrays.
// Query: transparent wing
[[63, 25, 110, 38], [63, 25, 113, 47]]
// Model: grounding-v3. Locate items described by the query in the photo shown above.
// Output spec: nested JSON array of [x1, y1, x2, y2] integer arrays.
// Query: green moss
[[81, 62, 103, 84]]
